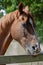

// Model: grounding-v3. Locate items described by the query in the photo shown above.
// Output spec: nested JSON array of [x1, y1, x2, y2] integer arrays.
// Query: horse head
[[10, 3, 41, 55]]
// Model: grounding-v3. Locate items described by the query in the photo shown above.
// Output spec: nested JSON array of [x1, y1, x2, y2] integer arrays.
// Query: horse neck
[[0, 13, 14, 55], [0, 33, 13, 55], [0, 19, 13, 55], [0, 10, 20, 55]]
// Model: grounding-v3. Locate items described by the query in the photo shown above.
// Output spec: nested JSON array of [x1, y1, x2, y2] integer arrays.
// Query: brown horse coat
[[0, 10, 20, 54], [0, 3, 40, 56]]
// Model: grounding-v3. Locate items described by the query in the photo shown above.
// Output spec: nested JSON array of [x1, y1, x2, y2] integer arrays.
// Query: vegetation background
[[0, 0, 43, 43]]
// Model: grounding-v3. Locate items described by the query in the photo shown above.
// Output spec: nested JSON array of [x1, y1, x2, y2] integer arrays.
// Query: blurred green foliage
[[0, 0, 43, 43]]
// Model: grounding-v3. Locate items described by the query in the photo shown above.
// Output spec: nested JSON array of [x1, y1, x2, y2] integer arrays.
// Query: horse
[[0, 3, 41, 58]]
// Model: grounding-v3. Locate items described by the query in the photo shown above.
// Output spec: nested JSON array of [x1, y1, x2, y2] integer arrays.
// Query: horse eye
[[22, 17, 24, 20]]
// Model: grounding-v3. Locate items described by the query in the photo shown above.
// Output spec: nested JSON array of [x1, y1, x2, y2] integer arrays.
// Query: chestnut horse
[[0, 3, 41, 58]]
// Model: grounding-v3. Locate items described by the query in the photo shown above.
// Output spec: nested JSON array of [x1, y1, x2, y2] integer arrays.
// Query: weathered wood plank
[[0, 53, 43, 64]]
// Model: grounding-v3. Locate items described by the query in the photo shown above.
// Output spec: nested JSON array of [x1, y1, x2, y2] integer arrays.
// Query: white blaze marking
[[29, 18, 33, 25]]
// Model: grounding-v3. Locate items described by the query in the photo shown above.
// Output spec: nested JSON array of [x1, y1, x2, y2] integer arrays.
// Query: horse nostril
[[32, 46, 35, 50], [35, 45, 37, 47]]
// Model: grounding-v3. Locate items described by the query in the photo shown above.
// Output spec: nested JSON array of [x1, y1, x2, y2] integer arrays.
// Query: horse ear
[[23, 6, 29, 14], [18, 3, 23, 13]]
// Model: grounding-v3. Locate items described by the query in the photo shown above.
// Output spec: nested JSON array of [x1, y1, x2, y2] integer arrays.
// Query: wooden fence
[[0, 52, 43, 64]]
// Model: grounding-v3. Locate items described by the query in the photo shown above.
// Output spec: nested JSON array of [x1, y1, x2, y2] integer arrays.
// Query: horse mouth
[[33, 48, 41, 55], [27, 48, 41, 55]]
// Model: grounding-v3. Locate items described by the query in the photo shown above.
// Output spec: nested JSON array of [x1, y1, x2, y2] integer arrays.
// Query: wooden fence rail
[[0, 52, 43, 64]]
